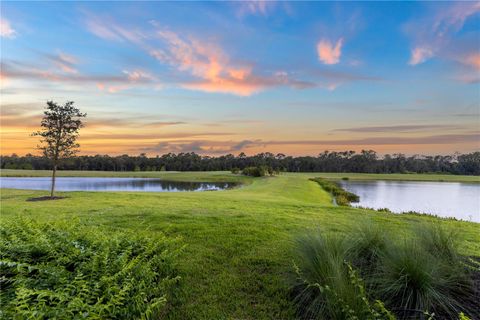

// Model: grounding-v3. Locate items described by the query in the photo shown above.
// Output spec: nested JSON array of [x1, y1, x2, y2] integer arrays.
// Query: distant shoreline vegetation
[[310, 177, 360, 206], [1, 150, 479, 175]]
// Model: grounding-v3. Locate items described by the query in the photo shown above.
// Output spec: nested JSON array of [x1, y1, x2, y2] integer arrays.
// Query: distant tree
[[457, 152, 480, 175], [33, 101, 86, 197], [2, 149, 479, 176]]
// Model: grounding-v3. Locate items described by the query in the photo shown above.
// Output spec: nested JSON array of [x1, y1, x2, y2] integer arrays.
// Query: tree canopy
[[2, 150, 479, 176]]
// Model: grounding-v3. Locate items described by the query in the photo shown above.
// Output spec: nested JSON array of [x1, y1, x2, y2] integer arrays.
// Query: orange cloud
[[229, 67, 251, 80], [317, 38, 343, 65], [182, 78, 263, 96], [151, 28, 272, 96], [463, 54, 480, 70]]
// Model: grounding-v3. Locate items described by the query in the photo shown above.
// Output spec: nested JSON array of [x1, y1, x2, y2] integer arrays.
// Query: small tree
[[33, 101, 86, 197]]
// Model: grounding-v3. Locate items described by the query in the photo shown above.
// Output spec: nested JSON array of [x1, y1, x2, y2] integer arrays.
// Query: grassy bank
[[1, 172, 479, 318], [0, 169, 251, 183], [288, 172, 480, 183]]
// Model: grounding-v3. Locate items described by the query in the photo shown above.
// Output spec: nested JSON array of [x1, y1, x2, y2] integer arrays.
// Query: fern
[[0, 218, 182, 319]]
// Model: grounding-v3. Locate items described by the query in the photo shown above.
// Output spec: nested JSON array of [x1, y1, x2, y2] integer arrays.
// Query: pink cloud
[[54, 52, 79, 74], [317, 38, 343, 65], [123, 69, 156, 82], [0, 18, 16, 38], [409, 47, 434, 65]]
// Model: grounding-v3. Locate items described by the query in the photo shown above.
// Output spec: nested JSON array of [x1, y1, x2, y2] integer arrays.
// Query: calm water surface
[[339, 180, 480, 222], [0, 177, 234, 192]]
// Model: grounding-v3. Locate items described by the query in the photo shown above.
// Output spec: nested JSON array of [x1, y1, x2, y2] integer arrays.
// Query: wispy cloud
[[333, 124, 460, 133], [462, 53, 480, 70], [83, 14, 317, 96], [149, 26, 302, 96], [317, 38, 343, 65], [236, 0, 275, 17], [149, 27, 263, 95], [1, 60, 157, 93], [142, 139, 263, 155], [85, 14, 145, 43], [44, 52, 79, 74], [0, 17, 16, 38], [81, 11, 384, 94], [0, 103, 186, 130], [138, 133, 480, 155], [406, 2, 480, 66]]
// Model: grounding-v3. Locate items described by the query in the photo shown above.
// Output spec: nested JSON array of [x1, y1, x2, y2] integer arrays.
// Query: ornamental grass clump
[[346, 222, 387, 275], [292, 232, 395, 319], [0, 218, 182, 319], [292, 223, 477, 319]]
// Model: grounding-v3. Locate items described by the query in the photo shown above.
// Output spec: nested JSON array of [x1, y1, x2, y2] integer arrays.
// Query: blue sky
[[1, 1, 479, 155]]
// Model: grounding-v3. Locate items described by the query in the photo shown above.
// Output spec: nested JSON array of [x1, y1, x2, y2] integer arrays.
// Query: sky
[[1, 1, 479, 156]]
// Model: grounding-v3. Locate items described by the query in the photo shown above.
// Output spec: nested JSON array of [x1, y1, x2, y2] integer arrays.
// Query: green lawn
[[1, 171, 479, 318]]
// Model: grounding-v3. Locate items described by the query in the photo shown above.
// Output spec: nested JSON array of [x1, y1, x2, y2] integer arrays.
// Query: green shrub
[[242, 166, 265, 177], [241, 165, 277, 177], [0, 218, 182, 319], [230, 167, 240, 174], [310, 178, 359, 206]]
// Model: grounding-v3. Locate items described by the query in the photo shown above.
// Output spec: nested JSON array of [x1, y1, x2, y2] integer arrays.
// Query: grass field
[[1, 170, 479, 318]]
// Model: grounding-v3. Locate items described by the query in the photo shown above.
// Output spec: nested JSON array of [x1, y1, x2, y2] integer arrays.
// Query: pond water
[[339, 180, 480, 223], [0, 177, 234, 192]]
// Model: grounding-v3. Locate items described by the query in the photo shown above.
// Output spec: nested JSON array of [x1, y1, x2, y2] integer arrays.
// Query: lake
[[339, 180, 480, 222], [0, 177, 234, 192]]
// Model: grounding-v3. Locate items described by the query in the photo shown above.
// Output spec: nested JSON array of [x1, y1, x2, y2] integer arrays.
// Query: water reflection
[[0, 177, 234, 192], [339, 180, 480, 222]]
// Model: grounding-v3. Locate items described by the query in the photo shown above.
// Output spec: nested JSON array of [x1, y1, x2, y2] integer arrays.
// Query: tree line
[[2, 150, 479, 175]]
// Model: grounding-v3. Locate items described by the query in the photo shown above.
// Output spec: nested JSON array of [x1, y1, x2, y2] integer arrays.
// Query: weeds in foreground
[[0, 218, 183, 319]]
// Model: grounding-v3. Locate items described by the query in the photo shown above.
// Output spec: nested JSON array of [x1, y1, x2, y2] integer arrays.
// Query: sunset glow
[[1, 1, 479, 156]]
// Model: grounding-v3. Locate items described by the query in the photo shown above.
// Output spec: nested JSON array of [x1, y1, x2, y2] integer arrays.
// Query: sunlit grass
[[1, 172, 479, 318]]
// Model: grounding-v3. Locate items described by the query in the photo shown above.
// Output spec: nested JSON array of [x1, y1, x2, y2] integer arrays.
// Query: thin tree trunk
[[51, 163, 57, 198]]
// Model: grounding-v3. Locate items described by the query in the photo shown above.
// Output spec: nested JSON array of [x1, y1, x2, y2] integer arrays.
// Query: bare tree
[[33, 101, 86, 197]]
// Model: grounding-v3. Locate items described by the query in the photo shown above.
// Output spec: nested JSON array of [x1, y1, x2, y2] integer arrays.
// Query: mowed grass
[[1, 170, 479, 319]]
